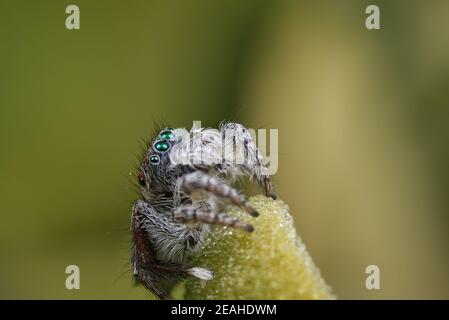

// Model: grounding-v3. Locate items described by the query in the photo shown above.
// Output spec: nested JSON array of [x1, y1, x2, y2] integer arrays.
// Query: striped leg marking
[[173, 206, 254, 232], [180, 171, 259, 217]]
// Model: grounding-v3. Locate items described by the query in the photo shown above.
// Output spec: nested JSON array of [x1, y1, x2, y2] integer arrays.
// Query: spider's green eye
[[149, 154, 159, 164], [160, 130, 174, 140], [154, 140, 170, 152]]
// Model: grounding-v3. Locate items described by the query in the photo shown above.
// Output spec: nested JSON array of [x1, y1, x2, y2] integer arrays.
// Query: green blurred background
[[1, 0, 449, 299]]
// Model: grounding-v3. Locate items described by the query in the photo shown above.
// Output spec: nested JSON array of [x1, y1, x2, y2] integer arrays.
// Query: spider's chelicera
[[131, 122, 276, 299]]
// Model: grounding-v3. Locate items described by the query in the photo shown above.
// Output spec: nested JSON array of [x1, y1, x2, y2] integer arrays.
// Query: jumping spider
[[131, 122, 276, 299]]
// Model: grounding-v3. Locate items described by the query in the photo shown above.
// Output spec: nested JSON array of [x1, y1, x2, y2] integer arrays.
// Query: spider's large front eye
[[149, 154, 159, 164], [159, 130, 174, 140], [154, 140, 170, 152]]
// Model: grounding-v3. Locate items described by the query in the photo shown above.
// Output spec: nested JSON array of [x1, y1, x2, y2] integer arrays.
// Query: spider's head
[[137, 124, 218, 199]]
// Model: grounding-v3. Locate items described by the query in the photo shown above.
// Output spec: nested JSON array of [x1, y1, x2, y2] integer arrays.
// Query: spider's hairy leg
[[220, 122, 277, 199], [180, 171, 259, 217], [262, 175, 277, 200], [131, 201, 212, 299], [173, 206, 254, 232], [131, 202, 173, 299]]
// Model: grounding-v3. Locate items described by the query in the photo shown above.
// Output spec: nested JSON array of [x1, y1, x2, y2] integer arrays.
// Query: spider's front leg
[[220, 122, 277, 200], [180, 171, 259, 217], [173, 205, 255, 232]]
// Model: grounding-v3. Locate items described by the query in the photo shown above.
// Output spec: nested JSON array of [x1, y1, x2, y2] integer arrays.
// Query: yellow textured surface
[[184, 196, 335, 299]]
